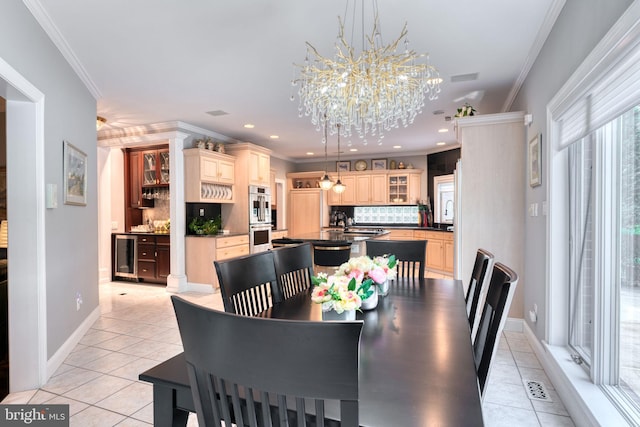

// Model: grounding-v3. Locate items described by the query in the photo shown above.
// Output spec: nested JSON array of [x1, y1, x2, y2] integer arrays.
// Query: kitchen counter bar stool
[[312, 240, 352, 275]]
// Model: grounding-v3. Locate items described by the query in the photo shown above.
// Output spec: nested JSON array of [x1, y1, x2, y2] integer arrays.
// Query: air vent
[[206, 110, 229, 117], [432, 110, 445, 115], [523, 379, 552, 402], [450, 73, 479, 83]]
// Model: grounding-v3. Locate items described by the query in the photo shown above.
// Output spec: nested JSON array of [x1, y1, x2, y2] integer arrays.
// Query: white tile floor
[[1, 278, 575, 426]]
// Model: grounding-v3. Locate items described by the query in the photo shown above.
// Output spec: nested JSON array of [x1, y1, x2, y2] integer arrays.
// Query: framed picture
[[64, 140, 88, 205], [336, 161, 351, 172], [529, 133, 542, 187], [372, 158, 387, 170]]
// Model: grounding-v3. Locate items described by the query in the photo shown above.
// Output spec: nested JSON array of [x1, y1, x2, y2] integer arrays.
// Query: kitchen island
[[287, 228, 389, 258]]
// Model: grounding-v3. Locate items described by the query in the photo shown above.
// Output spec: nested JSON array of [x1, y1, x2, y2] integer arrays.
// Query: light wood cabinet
[[184, 148, 236, 203], [414, 229, 453, 274], [354, 173, 387, 204], [388, 170, 421, 204], [289, 189, 322, 236], [186, 234, 249, 289], [371, 174, 388, 204], [249, 151, 270, 186], [271, 230, 288, 241]]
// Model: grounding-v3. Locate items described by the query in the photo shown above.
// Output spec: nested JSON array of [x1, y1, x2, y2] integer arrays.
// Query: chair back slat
[[215, 251, 281, 316], [473, 262, 518, 395], [366, 239, 427, 280], [272, 243, 314, 299], [172, 296, 363, 427], [466, 249, 495, 340]]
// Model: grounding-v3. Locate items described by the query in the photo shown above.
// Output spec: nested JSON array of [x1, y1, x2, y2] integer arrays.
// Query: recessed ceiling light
[[438, 128, 449, 133], [393, 145, 402, 149], [306, 152, 314, 155], [437, 141, 446, 146], [269, 135, 279, 139], [243, 123, 255, 129], [349, 148, 358, 152]]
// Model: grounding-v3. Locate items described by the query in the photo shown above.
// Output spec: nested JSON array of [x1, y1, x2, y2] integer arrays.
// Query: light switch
[[46, 184, 57, 209]]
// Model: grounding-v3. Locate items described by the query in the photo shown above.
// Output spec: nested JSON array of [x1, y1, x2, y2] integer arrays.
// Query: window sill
[[543, 343, 630, 426]]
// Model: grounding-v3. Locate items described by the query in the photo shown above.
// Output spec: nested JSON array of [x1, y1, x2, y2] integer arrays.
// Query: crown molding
[[23, 0, 102, 99]]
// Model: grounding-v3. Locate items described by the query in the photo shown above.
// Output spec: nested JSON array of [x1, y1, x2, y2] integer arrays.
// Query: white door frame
[[0, 56, 47, 390]]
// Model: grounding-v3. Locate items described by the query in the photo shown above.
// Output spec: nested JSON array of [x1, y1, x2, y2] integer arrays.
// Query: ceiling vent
[[450, 73, 479, 83], [432, 110, 445, 115], [206, 110, 229, 117]]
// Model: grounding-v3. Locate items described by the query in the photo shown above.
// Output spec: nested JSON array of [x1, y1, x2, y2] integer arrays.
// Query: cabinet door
[[338, 175, 356, 205], [201, 157, 220, 182], [218, 158, 235, 184], [388, 174, 409, 203], [370, 174, 387, 204], [355, 175, 371, 204], [159, 150, 170, 184], [444, 240, 455, 273], [250, 151, 270, 185], [142, 151, 158, 186], [408, 173, 421, 204], [156, 238, 171, 279], [129, 152, 144, 208], [327, 175, 342, 205], [289, 190, 321, 236], [426, 239, 444, 270]]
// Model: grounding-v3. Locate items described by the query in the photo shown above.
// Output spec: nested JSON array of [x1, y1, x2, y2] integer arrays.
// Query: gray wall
[[511, 0, 632, 339], [0, 0, 99, 359]]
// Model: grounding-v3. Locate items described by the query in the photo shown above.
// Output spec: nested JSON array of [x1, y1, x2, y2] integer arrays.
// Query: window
[[547, 4, 640, 424], [568, 108, 640, 415]]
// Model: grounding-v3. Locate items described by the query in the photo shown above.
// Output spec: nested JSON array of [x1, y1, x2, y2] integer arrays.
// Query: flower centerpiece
[[311, 255, 397, 317], [454, 103, 476, 118]]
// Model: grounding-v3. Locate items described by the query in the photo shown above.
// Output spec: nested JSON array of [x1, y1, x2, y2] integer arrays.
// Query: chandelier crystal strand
[[293, 1, 440, 140], [319, 118, 334, 190]]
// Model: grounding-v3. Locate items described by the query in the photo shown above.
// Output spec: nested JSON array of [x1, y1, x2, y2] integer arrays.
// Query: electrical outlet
[[199, 208, 205, 216]]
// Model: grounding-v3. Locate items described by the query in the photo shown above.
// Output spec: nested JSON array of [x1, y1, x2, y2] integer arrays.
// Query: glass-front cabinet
[[388, 170, 421, 204], [143, 150, 170, 186]]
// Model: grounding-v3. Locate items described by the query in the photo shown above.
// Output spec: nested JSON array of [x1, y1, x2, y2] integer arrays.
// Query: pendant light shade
[[319, 174, 334, 190], [333, 124, 346, 194]]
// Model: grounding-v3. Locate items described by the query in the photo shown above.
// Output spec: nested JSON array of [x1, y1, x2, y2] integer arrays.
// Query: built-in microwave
[[249, 185, 271, 225]]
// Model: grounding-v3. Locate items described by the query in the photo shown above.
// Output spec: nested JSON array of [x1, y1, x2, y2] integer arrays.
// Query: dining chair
[[171, 296, 364, 427], [473, 262, 518, 396], [214, 251, 282, 316], [365, 239, 427, 280], [466, 249, 495, 340], [272, 242, 314, 300]]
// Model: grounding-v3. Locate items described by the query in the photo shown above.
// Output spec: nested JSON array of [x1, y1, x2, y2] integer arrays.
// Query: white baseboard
[[522, 322, 630, 427], [45, 305, 101, 383], [184, 282, 215, 294]]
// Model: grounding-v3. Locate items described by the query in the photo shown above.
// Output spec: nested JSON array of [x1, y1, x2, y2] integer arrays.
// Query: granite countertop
[[290, 229, 389, 243]]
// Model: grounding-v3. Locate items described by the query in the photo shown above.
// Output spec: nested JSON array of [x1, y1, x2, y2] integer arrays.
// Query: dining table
[[139, 277, 484, 426]]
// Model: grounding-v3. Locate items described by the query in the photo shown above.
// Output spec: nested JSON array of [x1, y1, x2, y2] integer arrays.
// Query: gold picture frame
[[529, 134, 541, 187], [64, 140, 88, 205]]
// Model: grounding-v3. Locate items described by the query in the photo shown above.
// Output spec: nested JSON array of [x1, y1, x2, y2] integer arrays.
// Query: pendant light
[[319, 117, 334, 190], [333, 124, 346, 194]]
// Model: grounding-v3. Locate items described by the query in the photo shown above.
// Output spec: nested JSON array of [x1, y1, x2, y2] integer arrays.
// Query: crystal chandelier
[[293, 0, 441, 140]]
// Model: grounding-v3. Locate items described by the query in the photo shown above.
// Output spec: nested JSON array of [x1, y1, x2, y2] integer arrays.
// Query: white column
[[166, 133, 189, 293]]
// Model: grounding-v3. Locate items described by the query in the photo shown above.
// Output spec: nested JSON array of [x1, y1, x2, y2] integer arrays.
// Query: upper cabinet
[[129, 151, 153, 208], [326, 169, 420, 206], [249, 151, 270, 187], [184, 148, 236, 203], [142, 149, 170, 187]]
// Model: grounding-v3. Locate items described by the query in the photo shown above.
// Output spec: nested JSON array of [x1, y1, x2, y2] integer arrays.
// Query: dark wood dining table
[[139, 278, 484, 426]]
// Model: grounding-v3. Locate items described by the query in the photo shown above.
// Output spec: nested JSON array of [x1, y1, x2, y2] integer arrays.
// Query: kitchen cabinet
[[249, 151, 270, 187], [271, 230, 288, 241], [289, 189, 322, 236], [414, 229, 453, 274], [137, 234, 170, 283], [388, 170, 421, 204], [355, 173, 387, 204], [186, 234, 249, 289], [142, 149, 170, 187], [184, 148, 236, 203], [327, 174, 356, 206], [129, 151, 153, 208]]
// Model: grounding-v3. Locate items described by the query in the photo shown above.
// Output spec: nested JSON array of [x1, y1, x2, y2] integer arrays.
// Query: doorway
[[0, 97, 6, 399]]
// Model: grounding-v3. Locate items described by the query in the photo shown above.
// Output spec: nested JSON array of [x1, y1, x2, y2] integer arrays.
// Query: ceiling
[[31, 0, 561, 161]]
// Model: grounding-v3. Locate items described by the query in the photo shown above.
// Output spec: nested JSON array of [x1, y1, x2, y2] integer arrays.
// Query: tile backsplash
[[354, 205, 419, 225]]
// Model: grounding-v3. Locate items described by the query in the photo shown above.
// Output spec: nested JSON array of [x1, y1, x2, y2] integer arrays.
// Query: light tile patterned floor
[[1, 278, 575, 426]]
